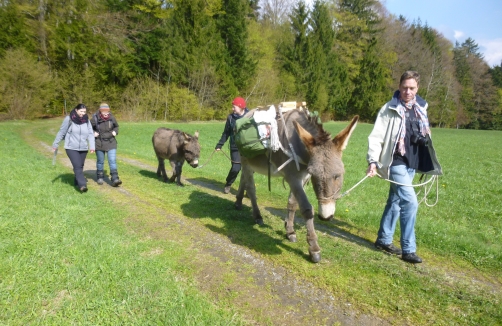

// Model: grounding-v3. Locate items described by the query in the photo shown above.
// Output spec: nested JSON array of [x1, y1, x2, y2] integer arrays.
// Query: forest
[[1, 0, 501, 129]]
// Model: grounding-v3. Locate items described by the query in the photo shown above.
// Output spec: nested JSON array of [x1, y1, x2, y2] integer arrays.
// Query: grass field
[[1, 118, 501, 325]]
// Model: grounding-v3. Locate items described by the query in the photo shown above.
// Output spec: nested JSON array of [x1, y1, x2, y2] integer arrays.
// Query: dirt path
[[30, 128, 390, 325]]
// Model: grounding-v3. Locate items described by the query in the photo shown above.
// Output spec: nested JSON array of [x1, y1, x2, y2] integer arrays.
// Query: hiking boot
[[97, 170, 104, 185], [224, 185, 231, 194], [110, 170, 122, 187], [402, 253, 423, 264], [374, 241, 402, 255]]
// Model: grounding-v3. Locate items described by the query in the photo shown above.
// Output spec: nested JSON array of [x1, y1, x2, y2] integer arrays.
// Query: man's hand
[[366, 163, 377, 177]]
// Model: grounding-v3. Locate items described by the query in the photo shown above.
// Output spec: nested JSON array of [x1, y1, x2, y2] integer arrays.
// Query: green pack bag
[[234, 117, 267, 158]]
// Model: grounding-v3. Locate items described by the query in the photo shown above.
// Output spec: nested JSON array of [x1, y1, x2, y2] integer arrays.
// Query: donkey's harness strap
[[278, 105, 300, 171]]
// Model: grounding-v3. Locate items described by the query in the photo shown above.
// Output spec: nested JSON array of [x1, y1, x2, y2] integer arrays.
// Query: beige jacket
[[367, 92, 442, 180]]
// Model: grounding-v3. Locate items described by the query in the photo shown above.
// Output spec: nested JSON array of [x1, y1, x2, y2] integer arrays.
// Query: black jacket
[[91, 112, 119, 151]]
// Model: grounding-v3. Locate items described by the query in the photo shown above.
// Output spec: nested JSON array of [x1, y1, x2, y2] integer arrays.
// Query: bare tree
[[260, 0, 295, 26]]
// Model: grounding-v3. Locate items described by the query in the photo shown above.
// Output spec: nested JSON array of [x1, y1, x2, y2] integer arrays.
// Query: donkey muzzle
[[318, 202, 335, 221]]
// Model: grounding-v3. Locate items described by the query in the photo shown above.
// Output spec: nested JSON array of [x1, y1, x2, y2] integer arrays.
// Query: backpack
[[234, 117, 268, 158], [62, 116, 72, 139]]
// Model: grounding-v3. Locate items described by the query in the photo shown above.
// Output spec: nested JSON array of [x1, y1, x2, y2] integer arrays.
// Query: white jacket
[[367, 92, 442, 180]]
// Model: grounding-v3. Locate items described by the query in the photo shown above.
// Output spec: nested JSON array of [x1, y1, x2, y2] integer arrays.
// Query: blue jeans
[[377, 165, 419, 254], [96, 149, 117, 171]]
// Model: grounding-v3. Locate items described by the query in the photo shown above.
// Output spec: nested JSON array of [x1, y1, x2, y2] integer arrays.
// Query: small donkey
[[152, 128, 200, 186]]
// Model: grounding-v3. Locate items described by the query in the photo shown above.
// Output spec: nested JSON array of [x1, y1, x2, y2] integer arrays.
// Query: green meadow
[[1, 118, 501, 325]]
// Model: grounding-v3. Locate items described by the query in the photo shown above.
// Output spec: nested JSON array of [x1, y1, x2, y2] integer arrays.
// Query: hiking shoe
[[224, 186, 231, 194], [374, 241, 402, 255], [402, 253, 423, 264]]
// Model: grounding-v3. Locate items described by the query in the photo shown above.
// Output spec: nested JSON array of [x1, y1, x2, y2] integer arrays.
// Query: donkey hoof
[[310, 251, 321, 263], [234, 202, 242, 210], [287, 233, 298, 243], [255, 218, 264, 226]]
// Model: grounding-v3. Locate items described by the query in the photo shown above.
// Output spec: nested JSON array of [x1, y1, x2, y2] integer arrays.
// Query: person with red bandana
[[215, 97, 249, 194]]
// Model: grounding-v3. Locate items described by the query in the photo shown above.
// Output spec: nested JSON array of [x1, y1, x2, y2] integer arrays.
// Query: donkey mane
[[292, 110, 331, 144]]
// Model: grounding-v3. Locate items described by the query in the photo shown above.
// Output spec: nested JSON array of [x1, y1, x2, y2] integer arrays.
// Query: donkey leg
[[168, 160, 177, 183], [237, 161, 263, 225], [285, 192, 298, 243], [175, 162, 184, 186], [158, 158, 169, 182], [304, 211, 321, 263], [234, 174, 246, 211], [156, 158, 162, 177], [292, 185, 321, 263]]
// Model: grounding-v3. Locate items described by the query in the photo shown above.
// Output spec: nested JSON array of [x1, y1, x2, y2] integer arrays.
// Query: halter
[[317, 188, 341, 202]]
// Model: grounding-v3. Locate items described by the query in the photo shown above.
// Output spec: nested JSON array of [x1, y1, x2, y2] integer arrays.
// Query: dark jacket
[[216, 109, 249, 151], [91, 111, 119, 151]]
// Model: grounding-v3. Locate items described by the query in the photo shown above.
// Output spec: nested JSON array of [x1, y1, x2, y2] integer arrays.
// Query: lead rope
[[340, 173, 440, 207], [196, 149, 240, 169]]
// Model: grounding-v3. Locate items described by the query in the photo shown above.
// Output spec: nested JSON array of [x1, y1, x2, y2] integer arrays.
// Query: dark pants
[[66, 149, 88, 187], [225, 149, 241, 187]]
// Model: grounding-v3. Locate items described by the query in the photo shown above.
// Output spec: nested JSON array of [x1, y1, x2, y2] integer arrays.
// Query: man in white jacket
[[366, 71, 442, 264]]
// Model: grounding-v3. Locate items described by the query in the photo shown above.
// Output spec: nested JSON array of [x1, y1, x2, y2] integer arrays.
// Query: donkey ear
[[332, 115, 359, 151], [294, 121, 315, 150], [182, 132, 191, 144], [194, 130, 199, 139]]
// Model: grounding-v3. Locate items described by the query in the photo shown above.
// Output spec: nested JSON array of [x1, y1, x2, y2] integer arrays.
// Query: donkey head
[[294, 116, 358, 221], [182, 131, 200, 168]]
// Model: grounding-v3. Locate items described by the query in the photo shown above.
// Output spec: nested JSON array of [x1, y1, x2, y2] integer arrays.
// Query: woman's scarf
[[396, 96, 431, 155], [99, 112, 111, 121], [70, 109, 89, 125]]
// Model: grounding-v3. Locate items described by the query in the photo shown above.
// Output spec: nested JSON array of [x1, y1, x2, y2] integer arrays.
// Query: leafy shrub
[[0, 48, 56, 119]]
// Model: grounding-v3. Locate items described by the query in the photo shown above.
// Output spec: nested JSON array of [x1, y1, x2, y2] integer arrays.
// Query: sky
[[384, 0, 502, 67]]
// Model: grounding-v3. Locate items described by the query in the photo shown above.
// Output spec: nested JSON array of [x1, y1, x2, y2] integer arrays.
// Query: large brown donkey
[[152, 128, 200, 186], [235, 110, 358, 263]]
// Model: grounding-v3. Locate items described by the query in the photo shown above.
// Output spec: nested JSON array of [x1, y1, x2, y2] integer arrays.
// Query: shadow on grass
[[51, 172, 85, 193], [51, 172, 75, 186], [139, 169, 159, 181], [263, 206, 377, 252], [51, 169, 117, 191], [186, 176, 225, 193], [181, 190, 310, 262]]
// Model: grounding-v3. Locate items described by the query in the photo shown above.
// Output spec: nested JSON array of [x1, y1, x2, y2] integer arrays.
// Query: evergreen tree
[[339, 0, 389, 120], [307, 0, 349, 117], [490, 62, 502, 87], [348, 37, 388, 120], [216, 0, 257, 91], [454, 38, 498, 129], [0, 3, 34, 57], [280, 1, 310, 100]]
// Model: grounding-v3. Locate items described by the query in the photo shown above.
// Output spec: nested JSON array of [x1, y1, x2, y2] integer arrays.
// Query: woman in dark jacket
[[52, 103, 95, 193], [91, 103, 122, 187], [215, 97, 249, 194]]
